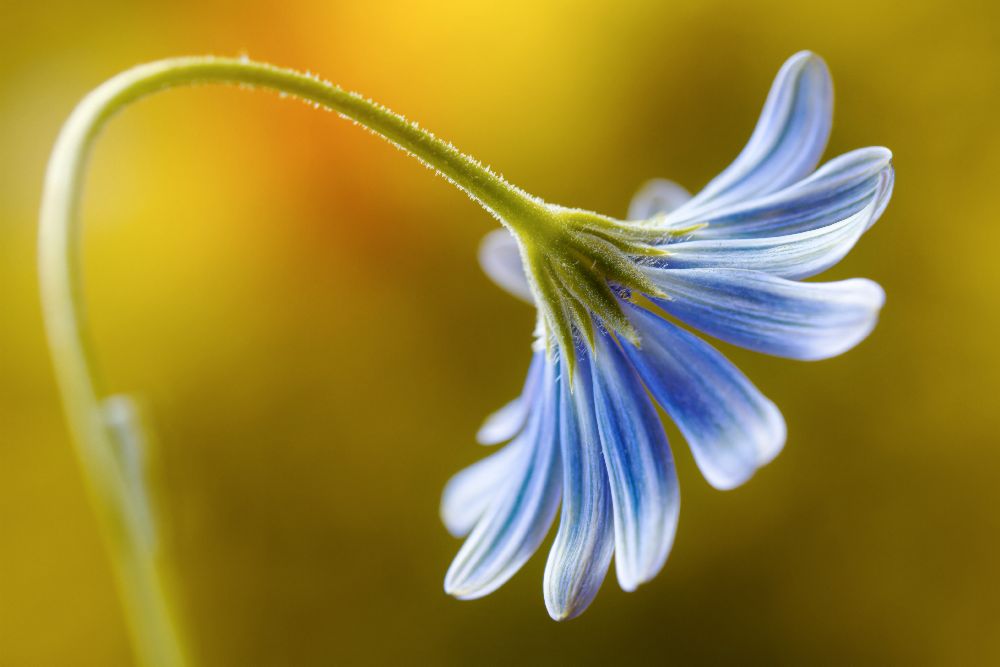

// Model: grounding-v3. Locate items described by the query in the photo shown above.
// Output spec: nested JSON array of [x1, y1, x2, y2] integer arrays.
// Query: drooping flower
[[442, 51, 894, 619]]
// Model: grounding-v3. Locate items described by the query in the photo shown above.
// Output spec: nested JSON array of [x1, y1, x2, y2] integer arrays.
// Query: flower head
[[442, 51, 894, 619]]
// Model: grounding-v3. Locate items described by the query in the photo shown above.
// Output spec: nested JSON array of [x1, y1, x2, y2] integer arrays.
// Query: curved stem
[[38, 56, 543, 667]]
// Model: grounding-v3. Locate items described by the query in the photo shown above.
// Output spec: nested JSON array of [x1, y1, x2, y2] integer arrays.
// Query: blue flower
[[442, 51, 894, 620]]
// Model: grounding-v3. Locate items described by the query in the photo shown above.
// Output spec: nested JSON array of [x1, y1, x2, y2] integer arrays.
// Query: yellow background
[[2, 0, 999, 664]]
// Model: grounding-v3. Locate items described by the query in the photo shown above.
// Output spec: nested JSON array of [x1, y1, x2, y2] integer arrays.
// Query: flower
[[441, 51, 893, 620]]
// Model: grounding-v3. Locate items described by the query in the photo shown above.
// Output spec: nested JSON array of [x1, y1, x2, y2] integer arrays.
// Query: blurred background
[[2, 0, 999, 664]]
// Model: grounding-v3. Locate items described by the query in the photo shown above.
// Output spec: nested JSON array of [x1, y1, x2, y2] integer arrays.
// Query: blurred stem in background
[[38, 57, 540, 667]]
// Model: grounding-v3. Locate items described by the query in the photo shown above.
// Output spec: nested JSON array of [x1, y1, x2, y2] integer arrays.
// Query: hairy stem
[[38, 56, 543, 667]]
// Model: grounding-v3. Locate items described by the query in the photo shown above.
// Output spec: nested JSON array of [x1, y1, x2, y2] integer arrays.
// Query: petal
[[479, 228, 534, 304], [681, 147, 894, 240], [476, 352, 545, 445], [475, 398, 524, 446], [621, 304, 786, 490], [444, 358, 562, 599], [644, 267, 885, 360], [664, 153, 894, 279], [627, 178, 692, 220], [543, 352, 615, 620], [440, 439, 526, 537], [592, 332, 680, 592], [677, 51, 833, 214]]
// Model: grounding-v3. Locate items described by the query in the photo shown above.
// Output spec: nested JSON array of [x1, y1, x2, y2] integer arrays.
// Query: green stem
[[38, 56, 543, 667]]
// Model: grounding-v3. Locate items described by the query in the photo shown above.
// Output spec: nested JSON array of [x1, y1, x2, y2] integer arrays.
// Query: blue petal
[[627, 178, 692, 220], [476, 352, 545, 445], [543, 351, 615, 620], [475, 398, 524, 445], [591, 332, 680, 592], [644, 268, 885, 361], [622, 304, 786, 490], [479, 228, 534, 304], [677, 51, 832, 215], [444, 358, 562, 599], [678, 147, 894, 240], [440, 439, 526, 537], [663, 153, 894, 279]]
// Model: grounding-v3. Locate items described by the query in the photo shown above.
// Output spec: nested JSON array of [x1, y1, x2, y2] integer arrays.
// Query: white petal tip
[[440, 517, 467, 540], [543, 584, 601, 621], [865, 281, 888, 308], [615, 561, 663, 593], [870, 146, 894, 163], [705, 470, 756, 492], [702, 417, 788, 491], [792, 50, 832, 88], [545, 605, 579, 622], [616, 576, 641, 593], [443, 576, 482, 601], [792, 49, 824, 66]]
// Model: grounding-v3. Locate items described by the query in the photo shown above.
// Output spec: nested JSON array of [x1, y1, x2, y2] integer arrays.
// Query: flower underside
[[508, 205, 703, 365], [444, 49, 895, 620]]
